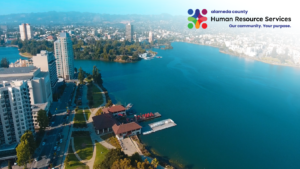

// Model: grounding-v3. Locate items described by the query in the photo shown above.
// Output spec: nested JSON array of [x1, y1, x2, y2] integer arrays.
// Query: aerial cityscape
[[0, 1, 300, 169]]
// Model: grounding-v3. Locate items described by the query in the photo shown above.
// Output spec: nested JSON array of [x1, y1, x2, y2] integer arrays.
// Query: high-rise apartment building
[[54, 32, 74, 80], [19, 23, 32, 41], [126, 23, 133, 42], [0, 80, 35, 146], [0, 67, 52, 110], [32, 50, 58, 91], [149, 31, 154, 43]]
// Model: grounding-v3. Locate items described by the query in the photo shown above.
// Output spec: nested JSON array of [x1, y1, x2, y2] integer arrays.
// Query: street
[[32, 82, 76, 169]]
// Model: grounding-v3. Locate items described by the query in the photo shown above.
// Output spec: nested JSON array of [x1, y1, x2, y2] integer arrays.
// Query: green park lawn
[[93, 142, 109, 169], [91, 84, 103, 108], [100, 133, 121, 148], [84, 109, 91, 120], [65, 144, 89, 169], [74, 109, 87, 128], [73, 136, 94, 161]]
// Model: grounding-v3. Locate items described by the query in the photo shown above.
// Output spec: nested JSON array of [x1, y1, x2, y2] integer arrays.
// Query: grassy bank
[[85, 108, 91, 120], [93, 142, 109, 169], [19, 52, 33, 58], [74, 109, 87, 128], [87, 83, 104, 108], [73, 135, 93, 161], [65, 144, 88, 169], [100, 133, 121, 148]]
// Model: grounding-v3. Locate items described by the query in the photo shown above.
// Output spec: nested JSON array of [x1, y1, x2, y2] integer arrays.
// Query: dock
[[143, 119, 176, 135], [135, 112, 161, 122]]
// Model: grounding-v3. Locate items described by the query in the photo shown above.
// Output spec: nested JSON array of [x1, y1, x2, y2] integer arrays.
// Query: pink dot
[[202, 9, 207, 15]]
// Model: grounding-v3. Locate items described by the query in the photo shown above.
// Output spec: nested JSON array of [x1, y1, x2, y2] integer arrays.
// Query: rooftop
[[60, 32, 70, 38], [0, 67, 37, 74], [108, 105, 126, 113], [112, 122, 142, 135], [0, 143, 18, 152], [31, 102, 48, 112], [92, 114, 117, 130]]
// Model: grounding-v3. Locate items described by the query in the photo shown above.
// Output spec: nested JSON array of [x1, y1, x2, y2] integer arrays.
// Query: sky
[[1, 0, 299, 29], [1, 0, 298, 17]]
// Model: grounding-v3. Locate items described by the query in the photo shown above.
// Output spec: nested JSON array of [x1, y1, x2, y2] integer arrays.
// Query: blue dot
[[188, 9, 193, 15]]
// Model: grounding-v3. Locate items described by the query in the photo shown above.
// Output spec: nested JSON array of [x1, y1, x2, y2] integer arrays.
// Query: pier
[[143, 119, 176, 135], [135, 112, 161, 122]]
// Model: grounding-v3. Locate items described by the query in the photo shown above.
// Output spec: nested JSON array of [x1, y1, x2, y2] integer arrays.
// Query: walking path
[[67, 83, 114, 169]]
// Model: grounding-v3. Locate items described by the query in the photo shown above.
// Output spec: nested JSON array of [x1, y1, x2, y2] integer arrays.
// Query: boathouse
[[112, 122, 142, 140], [92, 113, 117, 134], [102, 105, 126, 116]]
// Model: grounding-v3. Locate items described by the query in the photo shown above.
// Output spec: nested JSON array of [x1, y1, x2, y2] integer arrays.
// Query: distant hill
[[0, 11, 185, 25]]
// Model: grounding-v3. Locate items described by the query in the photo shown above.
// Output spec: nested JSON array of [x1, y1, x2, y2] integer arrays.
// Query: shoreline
[[177, 41, 300, 68], [19, 52, 33, 58]]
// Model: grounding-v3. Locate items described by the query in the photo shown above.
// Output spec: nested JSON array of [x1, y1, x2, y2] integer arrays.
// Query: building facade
[[32, 50, 58, 91], [149, 31, 154, 43], [0, 80, 35, 146], [0, 67, 52, 111], [19, 23, 32, 41], [102, 105, 126, 116], [112, 122, 142, 140], [54, 32, 74, 80], [126, 23, 133, 42]]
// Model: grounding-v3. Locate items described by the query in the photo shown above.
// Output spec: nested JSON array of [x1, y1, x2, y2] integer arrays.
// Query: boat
[[156, 56, 162, 58], [126, 103, 133, 110]]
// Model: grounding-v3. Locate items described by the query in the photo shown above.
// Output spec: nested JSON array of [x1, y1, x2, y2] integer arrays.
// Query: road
[[32, 82, 76, 169]]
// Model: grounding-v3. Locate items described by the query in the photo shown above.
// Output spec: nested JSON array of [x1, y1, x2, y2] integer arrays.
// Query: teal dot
[[188, 23, 193, 29]]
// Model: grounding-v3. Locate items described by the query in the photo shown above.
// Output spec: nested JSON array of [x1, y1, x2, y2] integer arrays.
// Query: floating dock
[[135, 112, 161, 122], [143, 119, 176, 135]]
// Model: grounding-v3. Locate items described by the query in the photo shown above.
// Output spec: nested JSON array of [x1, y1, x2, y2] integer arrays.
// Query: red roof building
[[103, 105, 126, 116], [112, 122, 142, 140], [92, 113, 118, 134]]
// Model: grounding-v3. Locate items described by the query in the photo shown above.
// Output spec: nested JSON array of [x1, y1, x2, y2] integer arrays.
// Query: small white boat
[[126, 103, 133, 110]]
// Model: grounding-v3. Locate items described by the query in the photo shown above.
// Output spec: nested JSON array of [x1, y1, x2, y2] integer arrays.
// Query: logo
[[187, 9, 208, 29]]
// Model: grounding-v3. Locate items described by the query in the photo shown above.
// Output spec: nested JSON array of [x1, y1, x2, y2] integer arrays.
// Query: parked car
[[54, 146, 57, 150], [42, 142, 46, 146], [60, 139, 63, 143]]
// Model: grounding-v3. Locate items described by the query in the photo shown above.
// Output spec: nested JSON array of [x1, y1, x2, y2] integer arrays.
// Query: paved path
[[69, 83, 114, 169], [71, 137, 82, 161]]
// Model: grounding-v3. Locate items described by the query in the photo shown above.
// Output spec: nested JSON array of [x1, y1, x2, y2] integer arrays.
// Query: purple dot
[[188, 9, 193, 15], [202, 9, 207, 15]]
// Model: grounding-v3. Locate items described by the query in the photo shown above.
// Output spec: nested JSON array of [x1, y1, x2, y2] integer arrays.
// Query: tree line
[[91, 148, 162, 169], [11, 39, 54, 56], [72, 38, 149, 61]]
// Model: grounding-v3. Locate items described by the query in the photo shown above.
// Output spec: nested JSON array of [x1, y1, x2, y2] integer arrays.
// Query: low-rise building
[[102, 105, 126, 116], [112, 122, 142, 140], [92, 113, 117, 134]]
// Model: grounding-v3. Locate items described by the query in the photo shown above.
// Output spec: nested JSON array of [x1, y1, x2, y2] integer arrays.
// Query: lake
[[1, 43, 300, 169]]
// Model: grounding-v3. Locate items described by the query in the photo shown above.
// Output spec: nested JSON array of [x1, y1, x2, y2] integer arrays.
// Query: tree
[[8, 160, 12, 169], [37, 109, 49, 130], [16, 140, 31, 168], [130, 153, 142, 167], [96, 108, 102, 116], [20, 130, 36, 156], [92, 66, 102, 85], [74, 67, 78, 73], [78, 67, 84, 84], [0, 58, 9, 68], [99, 148, 127, 169], [105, 100, 113, 107], [111, 158, 134, 169], [137, 159, 153, 169], [151, 158, 159, 169]]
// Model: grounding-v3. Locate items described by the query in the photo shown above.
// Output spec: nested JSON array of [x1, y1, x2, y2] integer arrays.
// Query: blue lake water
[[1, 43, 300, 169]]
